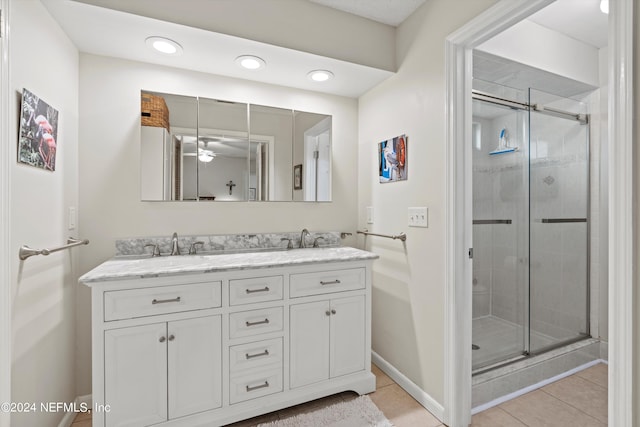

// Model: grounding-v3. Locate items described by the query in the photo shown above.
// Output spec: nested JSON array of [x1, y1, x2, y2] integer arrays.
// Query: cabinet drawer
[[229, 307, 283, 339], [104, 282, 221, 321], [229, 276, 283, 306], [229, 368, 283, 404], [290, 268, 365, 298], [230, 338, 283, 373]]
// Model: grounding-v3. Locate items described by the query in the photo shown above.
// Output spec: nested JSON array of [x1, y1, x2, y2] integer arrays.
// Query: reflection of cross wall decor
[[226, 180, 236, 195]]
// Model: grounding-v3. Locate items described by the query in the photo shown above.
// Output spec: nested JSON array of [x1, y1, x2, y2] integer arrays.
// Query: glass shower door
[[528, 88, 589, 353], [471, 92, 529, 371]]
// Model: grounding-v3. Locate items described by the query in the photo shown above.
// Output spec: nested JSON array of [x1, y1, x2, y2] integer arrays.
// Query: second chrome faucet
[[299, 228, 310, 248]]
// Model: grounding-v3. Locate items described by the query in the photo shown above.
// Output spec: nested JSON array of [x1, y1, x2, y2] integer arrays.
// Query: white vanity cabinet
[[290, 296, 365, 388], [104, 316, 222, 426], [82, 252, 376, 427]]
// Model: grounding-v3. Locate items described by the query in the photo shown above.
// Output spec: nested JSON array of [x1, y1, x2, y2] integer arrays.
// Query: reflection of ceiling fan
[[198, 141, 215, 163]]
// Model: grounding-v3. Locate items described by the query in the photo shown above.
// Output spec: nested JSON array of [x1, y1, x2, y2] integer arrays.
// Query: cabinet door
[[168, 315, 222, 419], [290, 300, 330, 388], [330, 296, 366, 378], [105, 323, 167, 427]]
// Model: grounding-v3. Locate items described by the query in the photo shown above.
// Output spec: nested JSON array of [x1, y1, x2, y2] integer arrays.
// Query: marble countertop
[[79, 246, 378, 284]]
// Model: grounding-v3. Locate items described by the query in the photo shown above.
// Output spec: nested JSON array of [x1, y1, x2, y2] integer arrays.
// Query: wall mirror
[[140, 90, 332, 202]]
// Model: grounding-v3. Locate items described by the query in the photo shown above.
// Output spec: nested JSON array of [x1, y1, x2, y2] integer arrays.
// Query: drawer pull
[[246, 318, 270, 327], [246, 381, 270, 392], [152, 296, 181, 305], [245, 349, 270, 359], [245, 286, 270, 294], [320, 279, 341, 286]]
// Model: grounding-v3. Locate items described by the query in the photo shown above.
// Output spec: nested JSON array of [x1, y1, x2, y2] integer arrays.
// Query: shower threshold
[[472, 334, 592, 376], [471, 338, 601, 409]]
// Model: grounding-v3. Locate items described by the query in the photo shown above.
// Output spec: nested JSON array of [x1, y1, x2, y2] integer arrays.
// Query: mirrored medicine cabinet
[[140, 90, 332, 202]]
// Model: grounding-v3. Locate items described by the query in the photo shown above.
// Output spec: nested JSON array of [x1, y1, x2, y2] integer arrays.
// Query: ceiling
[[308, 0, 426, 27], [41, 0, 400, 98], [527, 0, 608, 49], [41, 0, 607, 99]]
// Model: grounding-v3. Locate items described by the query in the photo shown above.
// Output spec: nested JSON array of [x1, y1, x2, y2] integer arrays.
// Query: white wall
[[477, 19, 600, 87], [75, 0, 396, 72], [10, 1, 79, 426], [358, 0, 496, 405], [76, 53, 359, 394]]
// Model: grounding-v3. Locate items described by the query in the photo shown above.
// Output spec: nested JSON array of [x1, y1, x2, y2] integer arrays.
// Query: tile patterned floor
[[71, 363, 608, 426], [471, 363, 608, 427]]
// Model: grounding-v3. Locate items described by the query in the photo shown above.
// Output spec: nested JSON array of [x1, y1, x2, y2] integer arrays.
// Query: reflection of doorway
[[303, 117, 331, 201], [0, 0, 11, 418]]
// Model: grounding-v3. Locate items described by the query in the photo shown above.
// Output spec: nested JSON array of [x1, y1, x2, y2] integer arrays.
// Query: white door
[[168, 315, 222, 419], [290, 301, 330, 388], [316, 132, 331, 201], [303, 117, 331, 201], [104, 323, 168, 427], [330, 296, 366, 378]]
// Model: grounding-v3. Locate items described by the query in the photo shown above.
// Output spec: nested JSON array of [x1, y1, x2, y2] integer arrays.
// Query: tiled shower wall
[[472, 111, 526, 323], [473, 97, 594, 344]]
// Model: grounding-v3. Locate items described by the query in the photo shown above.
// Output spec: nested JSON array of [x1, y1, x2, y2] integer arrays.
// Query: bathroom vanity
[[80, 246, 377, 427]]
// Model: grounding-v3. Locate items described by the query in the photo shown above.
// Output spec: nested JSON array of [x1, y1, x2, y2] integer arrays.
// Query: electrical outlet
[[366, 206, 374, 224], [408, 207, 428, 228]]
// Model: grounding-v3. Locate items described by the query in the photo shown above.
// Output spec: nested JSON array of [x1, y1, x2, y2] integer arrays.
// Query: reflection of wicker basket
[[141, 93, 170, 131]]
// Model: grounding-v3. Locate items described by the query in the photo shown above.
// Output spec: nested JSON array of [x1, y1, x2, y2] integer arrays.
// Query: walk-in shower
[[471, 81, 590, 373]]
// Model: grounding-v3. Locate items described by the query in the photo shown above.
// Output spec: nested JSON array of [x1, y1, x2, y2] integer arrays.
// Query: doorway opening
[[444, 0, 633, 425]]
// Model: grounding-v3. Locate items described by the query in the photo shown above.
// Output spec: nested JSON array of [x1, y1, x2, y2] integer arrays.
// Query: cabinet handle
[[246, 381, 270, 392], [245, 349, 270, 359], [325, 310, 331, 316], [246, 318, 270, 327], [152, 296, 181, 305], [159, 336, 166, 343], [168, 334, 175, 341], [331, 309, 336, 315], [246, 286, 270, 294], [320, 279, 341, 286]]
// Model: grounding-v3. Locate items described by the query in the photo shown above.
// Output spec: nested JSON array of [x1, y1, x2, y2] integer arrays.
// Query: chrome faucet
[[170, 232, 181, 256], [299, 228, 310, 248]]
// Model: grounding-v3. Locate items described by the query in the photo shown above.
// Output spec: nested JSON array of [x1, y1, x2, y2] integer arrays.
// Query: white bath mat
[[257, 395, 393, 427]]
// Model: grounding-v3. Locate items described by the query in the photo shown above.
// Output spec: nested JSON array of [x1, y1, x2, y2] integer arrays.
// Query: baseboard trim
[[371, 351, 444, 422], [57, 394, 92, 427]]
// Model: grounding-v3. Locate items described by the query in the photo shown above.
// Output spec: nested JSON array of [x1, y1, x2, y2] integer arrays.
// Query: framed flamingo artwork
[[378, 134, 408, 183], [18, 88, 59, 171]]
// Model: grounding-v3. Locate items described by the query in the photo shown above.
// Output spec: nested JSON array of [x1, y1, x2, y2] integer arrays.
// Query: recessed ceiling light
[[145, 36, 183, 56], [307, 70, 334, 82], [600, 0, 609, 13], [235, 55, 266, 70]]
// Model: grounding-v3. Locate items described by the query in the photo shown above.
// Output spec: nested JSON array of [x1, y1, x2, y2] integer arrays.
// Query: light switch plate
[[408, 207, 428, 228], [68, 206, 76, 230], [366, 206, 374, 224]]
